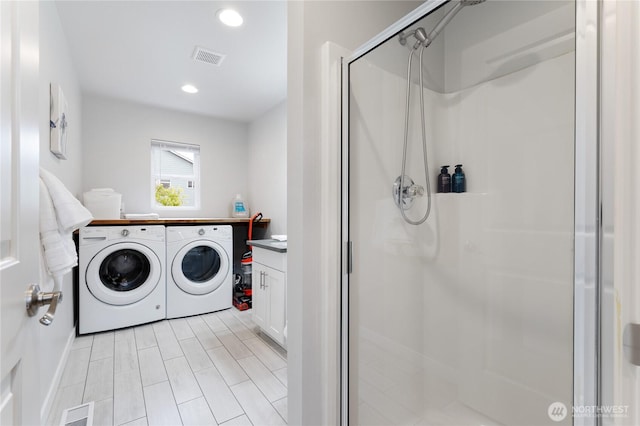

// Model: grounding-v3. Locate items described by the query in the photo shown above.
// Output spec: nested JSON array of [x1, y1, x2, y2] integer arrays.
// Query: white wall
[[248, 101, 287, 235], [39, 1, 83, 420], [443, 0, 574, 93], [287, 1, 421, 424], [82, 95, 249, 217], [602, 1, 640, 421]]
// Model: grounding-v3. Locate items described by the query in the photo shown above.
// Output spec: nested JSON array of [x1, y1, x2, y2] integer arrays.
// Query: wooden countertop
[[88, 218, 270, 226]]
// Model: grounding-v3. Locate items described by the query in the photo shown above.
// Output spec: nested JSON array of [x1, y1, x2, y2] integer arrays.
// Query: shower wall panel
[[349, 34, 574, 426]]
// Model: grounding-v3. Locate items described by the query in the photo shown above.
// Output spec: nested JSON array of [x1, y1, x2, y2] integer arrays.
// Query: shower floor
[[356, 332, 503, 426]]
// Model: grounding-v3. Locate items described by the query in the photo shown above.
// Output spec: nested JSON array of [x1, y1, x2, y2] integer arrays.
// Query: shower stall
[[342, 0, 595, 424]]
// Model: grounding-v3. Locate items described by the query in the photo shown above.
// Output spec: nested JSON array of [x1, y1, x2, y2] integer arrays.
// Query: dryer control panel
[[166, 225, 232, 242]]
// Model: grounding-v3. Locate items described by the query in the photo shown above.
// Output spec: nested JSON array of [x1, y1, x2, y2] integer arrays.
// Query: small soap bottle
[[452, 164, 466, 193], [437, 165, 451, 193]]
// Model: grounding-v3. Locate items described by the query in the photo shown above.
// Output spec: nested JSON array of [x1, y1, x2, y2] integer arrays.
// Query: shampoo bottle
[[437, 165, 451, 193], [231, 194, 249, 218], [452, 164, 466, 193]]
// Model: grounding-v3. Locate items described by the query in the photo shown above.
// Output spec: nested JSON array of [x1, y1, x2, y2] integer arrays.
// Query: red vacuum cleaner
[[233, 212, 262, 311]]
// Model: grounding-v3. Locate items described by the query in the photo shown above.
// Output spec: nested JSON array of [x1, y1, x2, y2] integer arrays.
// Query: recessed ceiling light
[[181, 84, 198, 94], [217, 9, 243, 27]]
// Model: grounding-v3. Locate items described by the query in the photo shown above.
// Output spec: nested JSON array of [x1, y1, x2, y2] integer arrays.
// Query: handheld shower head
[[425, 0, 487, 46], [398, 0, 486, 49]]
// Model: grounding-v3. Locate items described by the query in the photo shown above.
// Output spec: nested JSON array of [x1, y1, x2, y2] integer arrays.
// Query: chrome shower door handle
[[623, 323, 640, 366], [25, 284, 63, 326]]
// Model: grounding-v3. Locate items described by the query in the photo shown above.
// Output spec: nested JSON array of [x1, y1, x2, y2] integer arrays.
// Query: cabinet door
[[264, 267, 286, 345], [252, 263, 268, 330]]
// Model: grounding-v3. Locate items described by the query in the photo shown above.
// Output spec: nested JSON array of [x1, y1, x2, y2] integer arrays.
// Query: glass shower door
[[345, 1, 576, 425]]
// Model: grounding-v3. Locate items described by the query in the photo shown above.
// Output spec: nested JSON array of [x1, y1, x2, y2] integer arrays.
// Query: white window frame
[[150, 139, 201, 210]]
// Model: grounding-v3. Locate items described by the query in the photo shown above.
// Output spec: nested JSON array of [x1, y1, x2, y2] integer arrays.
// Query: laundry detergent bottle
[[231, 194, 249, 218]]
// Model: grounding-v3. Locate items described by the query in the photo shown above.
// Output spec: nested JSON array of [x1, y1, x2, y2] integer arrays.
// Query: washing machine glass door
[[172, 240, 229, 295], [86, 242, 162, 305]]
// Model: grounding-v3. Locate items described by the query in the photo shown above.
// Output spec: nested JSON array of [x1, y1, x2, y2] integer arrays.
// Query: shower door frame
[[339, 1, 602, 425]]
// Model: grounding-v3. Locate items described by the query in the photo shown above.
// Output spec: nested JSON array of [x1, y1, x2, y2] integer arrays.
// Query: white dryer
[[79, 225, 166, 334], [166, 225, 233, 318]]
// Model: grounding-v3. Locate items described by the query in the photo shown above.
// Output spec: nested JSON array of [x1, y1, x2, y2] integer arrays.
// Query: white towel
[[39, 169, 93, 291], [40, 168, 93, 233]]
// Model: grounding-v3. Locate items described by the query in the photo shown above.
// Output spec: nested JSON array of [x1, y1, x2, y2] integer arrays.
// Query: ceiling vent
[[192, 46, 226, 67]]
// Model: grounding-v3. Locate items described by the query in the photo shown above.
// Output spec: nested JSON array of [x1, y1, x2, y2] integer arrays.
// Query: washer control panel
[[80, 225, 165, 245]]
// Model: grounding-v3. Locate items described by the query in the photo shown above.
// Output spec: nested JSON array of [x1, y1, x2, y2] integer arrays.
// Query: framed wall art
[[50, 83, 68, 159]]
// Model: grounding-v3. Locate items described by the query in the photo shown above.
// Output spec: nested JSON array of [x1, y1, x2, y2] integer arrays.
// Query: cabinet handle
[[260, 271, 265, 289], [263, 271, 268, 289]]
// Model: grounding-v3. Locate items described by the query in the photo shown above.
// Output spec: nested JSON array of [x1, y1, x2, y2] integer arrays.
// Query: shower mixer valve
[[393, 175, 424, 210], [406, 184, 425, 197]]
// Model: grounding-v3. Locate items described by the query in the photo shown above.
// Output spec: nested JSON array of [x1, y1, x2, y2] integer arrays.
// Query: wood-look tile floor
[[47, 308, 287, 426]]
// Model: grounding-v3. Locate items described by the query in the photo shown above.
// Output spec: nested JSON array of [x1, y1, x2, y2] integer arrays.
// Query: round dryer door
[[172, 240, 230, 295], [86, 242, 162, 305]]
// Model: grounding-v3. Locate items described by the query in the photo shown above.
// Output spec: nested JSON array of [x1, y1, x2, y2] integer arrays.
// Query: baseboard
[[41, 325, 77, 423]]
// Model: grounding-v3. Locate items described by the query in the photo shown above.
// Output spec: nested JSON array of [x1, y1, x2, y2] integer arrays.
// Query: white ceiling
[[55, 1, 287, 123]]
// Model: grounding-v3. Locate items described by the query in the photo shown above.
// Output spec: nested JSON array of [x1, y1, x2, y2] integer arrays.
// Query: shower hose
[[399, 44, 432, 225]]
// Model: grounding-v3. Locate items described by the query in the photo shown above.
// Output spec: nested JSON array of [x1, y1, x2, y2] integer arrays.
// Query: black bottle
[[437, 165, 451, 193], [452, 164, 466, 193]]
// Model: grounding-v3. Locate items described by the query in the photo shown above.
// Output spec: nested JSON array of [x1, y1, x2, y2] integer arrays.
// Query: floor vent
[[60, 401, 94, 426], [192, 46, 226, 66]]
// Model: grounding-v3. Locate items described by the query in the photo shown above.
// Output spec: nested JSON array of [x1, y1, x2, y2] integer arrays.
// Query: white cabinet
[[252, 247, 287, 347]]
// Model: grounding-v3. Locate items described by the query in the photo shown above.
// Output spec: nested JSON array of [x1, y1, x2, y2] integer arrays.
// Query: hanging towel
[[40, 168, 93, 233], [39, 169, 93, 285]]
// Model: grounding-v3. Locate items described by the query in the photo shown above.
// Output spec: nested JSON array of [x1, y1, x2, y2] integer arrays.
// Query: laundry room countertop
[[247, 239, 287, 253], [87, 218, 271, 226]]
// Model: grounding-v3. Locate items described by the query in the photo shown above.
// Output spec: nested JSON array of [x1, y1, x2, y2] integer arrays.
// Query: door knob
[[25, 284, 63, 326]]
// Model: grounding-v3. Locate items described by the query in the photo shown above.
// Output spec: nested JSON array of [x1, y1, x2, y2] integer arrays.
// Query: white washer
[[166, 225, 233, 318], [79, 225, 166, 334]]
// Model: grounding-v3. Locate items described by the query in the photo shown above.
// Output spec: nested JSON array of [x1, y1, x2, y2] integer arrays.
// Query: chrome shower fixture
[[398, 0, 487, 49], [398, 27, 428, 49], [393, 176, 425, 210], [394, 0, 486, 225]]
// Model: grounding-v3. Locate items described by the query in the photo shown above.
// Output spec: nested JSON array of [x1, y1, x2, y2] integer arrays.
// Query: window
[[151, 140, 200, 208]]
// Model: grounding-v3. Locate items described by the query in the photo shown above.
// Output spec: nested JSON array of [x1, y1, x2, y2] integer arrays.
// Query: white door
[[0, 1, 41, 425]]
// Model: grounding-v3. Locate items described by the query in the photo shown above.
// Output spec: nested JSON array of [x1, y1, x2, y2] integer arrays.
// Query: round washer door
[[172, 240, 230, 295], [86, 242, 162, 305]]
